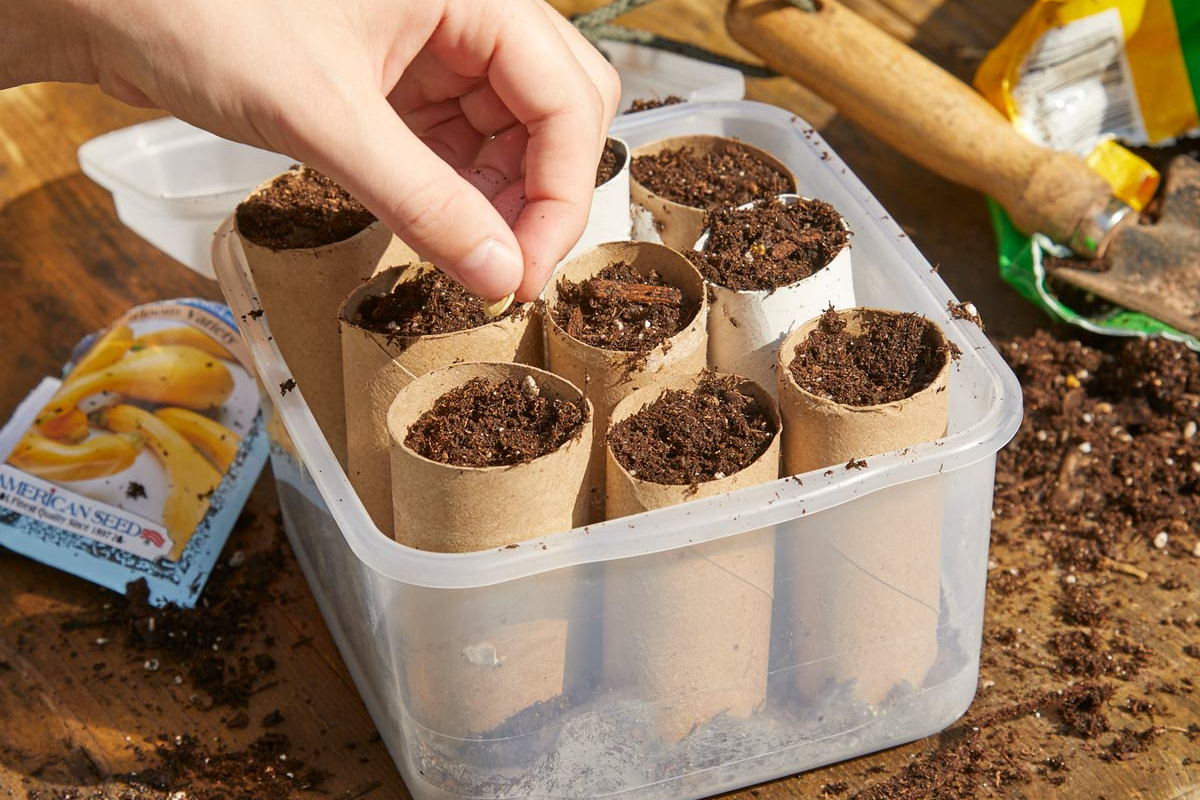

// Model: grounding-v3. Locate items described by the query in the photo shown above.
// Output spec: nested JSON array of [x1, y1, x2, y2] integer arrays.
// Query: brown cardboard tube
[[545, 241, 708, 521], [236, 170, 416, 467], [776, 308, 952, 706], [387, 362, 592, 551], [629, 135, 797, 251], [339, 264, 544, 537], [603, 374, 780, 742], [386, 362, 592, 736]]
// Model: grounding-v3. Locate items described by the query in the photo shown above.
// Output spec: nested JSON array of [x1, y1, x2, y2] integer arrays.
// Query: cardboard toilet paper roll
[[545, 241, 708, 521], [339, 264, 543, 537], [629, 135, 796, 251], [696, 195, 855, 395], [386, 362, 592, 736], [603, 374, 780, 742], [562, 137, 633, 266], [236, 169, 415, 466], [776, 308, 952, 706]]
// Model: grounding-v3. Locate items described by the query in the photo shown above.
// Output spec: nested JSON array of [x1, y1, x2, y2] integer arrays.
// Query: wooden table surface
[[1, 1, 1196, 799]]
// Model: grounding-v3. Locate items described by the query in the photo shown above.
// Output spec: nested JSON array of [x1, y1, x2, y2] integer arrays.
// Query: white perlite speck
[[1078, 442, 1093, 454], [521, 375, 540, 398], [1153, 531, 1169, 549]]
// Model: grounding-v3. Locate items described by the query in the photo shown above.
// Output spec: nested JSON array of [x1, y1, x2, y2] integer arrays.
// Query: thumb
[[296, 93, 524, 300]]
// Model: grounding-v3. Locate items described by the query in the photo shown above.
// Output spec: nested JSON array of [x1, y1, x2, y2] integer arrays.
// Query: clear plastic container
[[78, 117, 293, 278], [211, 101, 1022, 800]]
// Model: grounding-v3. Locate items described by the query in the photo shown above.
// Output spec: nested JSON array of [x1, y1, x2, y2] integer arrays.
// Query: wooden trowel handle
[[726, 0, 1117, 249]]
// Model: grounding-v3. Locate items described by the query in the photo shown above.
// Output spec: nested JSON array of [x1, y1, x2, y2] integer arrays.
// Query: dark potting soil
[[552, 261, 697, 352], [691, 197, 848, 291], [352, 270, 523, 337], [608, 372, 776, 485], [788, 308, 957, 406], [405, 377, 587, 467], [630, 141, 793, 209], [596, 138, 622, 187], [235, 165, 375, 250], [624, 96, 686, 114]]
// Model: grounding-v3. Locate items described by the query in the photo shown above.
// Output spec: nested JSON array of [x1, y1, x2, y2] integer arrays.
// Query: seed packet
[[0, 299, 268, 607], [975, 0, 1200, 346]]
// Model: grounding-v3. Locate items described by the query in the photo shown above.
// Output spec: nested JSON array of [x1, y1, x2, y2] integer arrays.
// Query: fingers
[[435, 0, 605, 300], [291, 89, 524, 300]]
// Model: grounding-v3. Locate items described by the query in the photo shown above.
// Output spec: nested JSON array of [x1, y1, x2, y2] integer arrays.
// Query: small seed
[[1036, 430, 1048, 442], [1184, 421, 1197, 440], [1065, 574, 1076, 584], [482, 294, 514, 318], [1065, 374, 1081, 388], [1153, 531, 1169, 549], [1193, 541, 1200, 558], [521, 375, 540, 398]]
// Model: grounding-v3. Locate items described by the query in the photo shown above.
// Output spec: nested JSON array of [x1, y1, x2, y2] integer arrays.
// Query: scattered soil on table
[[405, 377, 587, 467], [624, 96, 685, 114], [690, 197, 848, 291], [608, 372, 776, 485], [630, 141, 793, 209], [552, 261, 697, 351], [788, 308, 956, 406], [236, 165, 375, 250], [124, 481, 147, 500], [595, 138, 623, 187], [994, 332, 1200, 569], [351, 270, 524, 338], [829, 327, 1199, 799]]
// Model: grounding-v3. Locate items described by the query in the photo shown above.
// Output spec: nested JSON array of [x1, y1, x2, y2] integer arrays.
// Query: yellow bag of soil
[[977, 0, 1200, 347]]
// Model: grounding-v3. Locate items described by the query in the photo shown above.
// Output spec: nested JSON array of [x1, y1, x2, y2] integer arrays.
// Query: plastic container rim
[[212, 100, 1023, 589]]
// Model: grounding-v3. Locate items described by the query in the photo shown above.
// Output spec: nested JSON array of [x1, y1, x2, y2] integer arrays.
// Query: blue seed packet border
[[0, 299, 268, 607]]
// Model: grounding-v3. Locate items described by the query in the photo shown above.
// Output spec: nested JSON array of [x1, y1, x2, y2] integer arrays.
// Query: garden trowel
[[725, 0, 1200, 337]]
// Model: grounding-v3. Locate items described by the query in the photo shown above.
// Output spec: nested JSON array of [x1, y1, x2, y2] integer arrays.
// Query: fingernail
[[455, 238, 522, 299]]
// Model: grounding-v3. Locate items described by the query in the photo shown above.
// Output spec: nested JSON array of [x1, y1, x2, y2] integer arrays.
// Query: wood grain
[[1, 2, 1196, 798]]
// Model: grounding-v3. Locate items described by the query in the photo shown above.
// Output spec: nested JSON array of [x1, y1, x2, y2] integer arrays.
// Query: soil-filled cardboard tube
[[776, 308, 952, 706], [236, 170, 416, 467], [629, 135, 796, 252], [545, 241, 708, 521], [339, 264, 544, 537], [563, 137, 632, 266], [386, 362, 592, 737], [696, 194, 855, 395], [603, 374, 780, 742], [387, 362, 592, 551]]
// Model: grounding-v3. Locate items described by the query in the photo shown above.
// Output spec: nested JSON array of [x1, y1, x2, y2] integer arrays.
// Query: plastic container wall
[[216, 102, 1022, 800]]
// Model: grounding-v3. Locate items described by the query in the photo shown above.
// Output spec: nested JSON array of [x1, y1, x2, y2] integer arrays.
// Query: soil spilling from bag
[[788, 308, 956, 406], [552, 261, 697, 352], [608, 373, 775, 485], [631, 142, 792, 209], [691, 198, 848, 291], [235, 165, 375, 250], [595, 138, 622, 187], [405, 377, 587, 467], [351, 270, 523, 338], [625, 96, 685, 114]]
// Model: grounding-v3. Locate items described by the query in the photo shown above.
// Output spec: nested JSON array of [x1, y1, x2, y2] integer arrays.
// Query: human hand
[[7, 0, 620, 301]]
